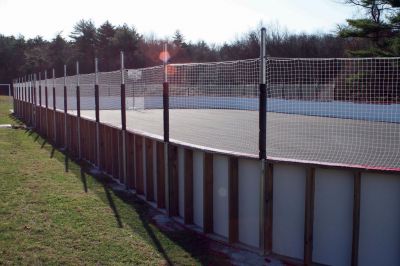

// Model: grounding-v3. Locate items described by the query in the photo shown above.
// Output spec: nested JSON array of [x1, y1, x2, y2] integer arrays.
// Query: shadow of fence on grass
[[17, 126, 229, 265], [44, 141, 223, 265], [80, 168, 88, 193]]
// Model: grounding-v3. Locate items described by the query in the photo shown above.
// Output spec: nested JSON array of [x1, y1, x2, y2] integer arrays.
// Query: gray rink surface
[[78, 109, 400, 169]]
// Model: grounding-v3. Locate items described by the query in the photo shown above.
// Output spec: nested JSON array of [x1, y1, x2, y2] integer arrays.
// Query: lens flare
[[167, 65, 176, 76], [159, 51, 170, 63]]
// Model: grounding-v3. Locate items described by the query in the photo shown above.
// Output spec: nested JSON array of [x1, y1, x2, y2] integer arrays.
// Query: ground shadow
[[80, 168, 88, 193], [8, 114, 23, 126], [28, 131, 231, 265], [50, 147, 55, 158], [64, 154, 69, 172], [25, 130, 71, 174], [103, 185, 123, 228], [41, 139, 47, 148]]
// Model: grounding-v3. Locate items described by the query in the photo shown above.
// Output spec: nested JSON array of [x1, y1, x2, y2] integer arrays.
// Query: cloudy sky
[[0, 0, 357, 44]]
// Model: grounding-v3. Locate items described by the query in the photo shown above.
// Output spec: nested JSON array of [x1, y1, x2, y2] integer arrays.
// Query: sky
[[0, 0, 358, 44]]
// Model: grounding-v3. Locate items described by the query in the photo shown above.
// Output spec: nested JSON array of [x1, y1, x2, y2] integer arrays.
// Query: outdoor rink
[[77, 108, 400, 170]]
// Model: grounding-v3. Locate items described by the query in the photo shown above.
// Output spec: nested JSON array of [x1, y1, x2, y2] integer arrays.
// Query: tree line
[[1, 1, 399, 85], [0, 21, 353, 84]]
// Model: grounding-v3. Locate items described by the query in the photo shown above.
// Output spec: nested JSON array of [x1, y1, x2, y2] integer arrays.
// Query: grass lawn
[[0, 96, 14, 124], [0, 96, 231, 265]]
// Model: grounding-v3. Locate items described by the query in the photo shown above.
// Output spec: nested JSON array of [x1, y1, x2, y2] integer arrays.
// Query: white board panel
[[193, 150, 204, 228], [238, 158, 260, 248], [178, 147, 185, 218], [272, 164, 306, 260], [213, 155, 229, 238], [164, 144, 168, 207], [313, 168, 353, 266], [359, 172, 400, 266]]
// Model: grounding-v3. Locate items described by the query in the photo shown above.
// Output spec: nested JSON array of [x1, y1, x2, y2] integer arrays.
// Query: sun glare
[[159, 51, 170, 63]]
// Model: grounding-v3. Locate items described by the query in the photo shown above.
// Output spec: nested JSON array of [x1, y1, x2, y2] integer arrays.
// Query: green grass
[[0, 97, 229, 265], [0, 96, 14, 124]]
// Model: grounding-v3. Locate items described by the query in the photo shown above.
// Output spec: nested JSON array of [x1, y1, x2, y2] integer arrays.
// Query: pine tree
[[70, 19, 97, 73], [48, 34, 73, 75], [338, 0, 400, 56], [172, 30, 187, 48], [112, 24, 142, 68], [97, 21, 116, 71]]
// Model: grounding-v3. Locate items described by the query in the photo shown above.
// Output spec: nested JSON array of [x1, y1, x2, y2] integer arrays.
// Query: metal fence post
[[52, 69, 57, 144], [23, 76, 26, 123], [32, 74, 35, 126], [39, 72, 42, 131], [19, 77, 25, 120], [162, 43, 171, 215], [14, 80, 17, 114], [23, 77, 26, 121], [17, 78, 19, 117], [17, 78, 19, 116], [33, 74, 36, 127], [20, 77, 23, 118], [22, 76, 25, 119], [17, 79, 18, 112], [12, 80, 15, 113], [26, 76, 29, 123], [95, 58, 101, 169], [32, 74, 35, 127], [120, 52, 128, 187], [15, 79, 17, 116], [25, 76, 28, 124], [29, 75, 31, 123], [259, 27, 267, 254], [26, 75, 30, 125], [27, 74, 30, 126], [22, 77, 25, 121], [21, 77, 23, 117], [27, 75, 30, 124], [31, 74, 34, 126], [63, 65, 68, 151], [163, 43, 169, 143], [26, 76, 28, 124], [19, 78, 21, 117], [19, 78, 21, 116], [26, 75, 33, 126], [76, 61, 81, 160], [45, 70, 49, 137], [19, 78, 22, 117]]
